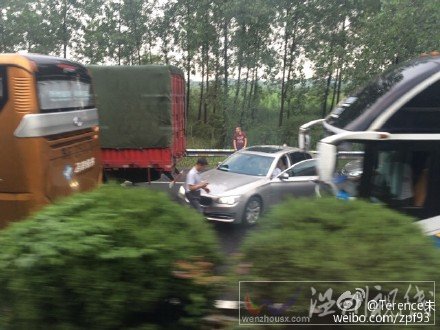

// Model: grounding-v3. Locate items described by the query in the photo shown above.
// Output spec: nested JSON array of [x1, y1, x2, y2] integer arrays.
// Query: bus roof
[[325, 55, 440, 133], [0, 53, 88, 75]]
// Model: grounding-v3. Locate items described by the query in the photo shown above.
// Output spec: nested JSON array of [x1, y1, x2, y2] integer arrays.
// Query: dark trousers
[[185, 190, 203, 213]]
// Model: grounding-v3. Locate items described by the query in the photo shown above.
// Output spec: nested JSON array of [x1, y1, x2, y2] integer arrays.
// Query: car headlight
[[217, 195, 240, 205]]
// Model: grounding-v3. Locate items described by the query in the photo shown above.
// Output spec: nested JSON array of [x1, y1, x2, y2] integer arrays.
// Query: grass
[[177, 156, 229, 171]]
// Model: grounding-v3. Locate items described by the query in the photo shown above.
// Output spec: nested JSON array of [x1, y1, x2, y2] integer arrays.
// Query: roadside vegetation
[[186, 84, 324, 148], [2, 1, 439, 148], [231, 198, 440, 328], [0, 185, 223, 329], [177, 156, 228, 172]]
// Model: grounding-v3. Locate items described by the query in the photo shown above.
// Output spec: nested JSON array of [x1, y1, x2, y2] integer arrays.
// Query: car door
[[271, 159, 317, 202]]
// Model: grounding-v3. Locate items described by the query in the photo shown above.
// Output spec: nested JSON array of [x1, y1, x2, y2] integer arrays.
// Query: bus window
[[368, 147, 432, 210], [328, 140, 438, 218], [332, 142, 365, 198], [370, 150, 412, 203], [38, 79, 94, 112], [382, 80, 440, 133]]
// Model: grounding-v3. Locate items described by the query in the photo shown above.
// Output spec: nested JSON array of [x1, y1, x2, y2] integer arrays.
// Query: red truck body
[[90, 65, 186, 182]]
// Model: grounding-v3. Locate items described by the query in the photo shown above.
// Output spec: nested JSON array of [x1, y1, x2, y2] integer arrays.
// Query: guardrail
[[186, 149, 364, 157], [186, 149, 235, 157]]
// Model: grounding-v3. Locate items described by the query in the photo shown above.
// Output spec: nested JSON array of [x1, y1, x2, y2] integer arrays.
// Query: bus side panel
[[0, 194, 34, 228], [0, 66, 46, 224], [171, 73, 186, 162], [44, 132, 102, 201], [0, 67, 40, 193]]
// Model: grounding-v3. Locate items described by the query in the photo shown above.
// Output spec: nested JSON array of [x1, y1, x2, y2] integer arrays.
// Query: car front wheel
[[243, 196, 262, 225]]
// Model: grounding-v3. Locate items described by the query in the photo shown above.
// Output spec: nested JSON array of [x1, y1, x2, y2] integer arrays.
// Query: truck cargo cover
[[89, 65, 179, 148]]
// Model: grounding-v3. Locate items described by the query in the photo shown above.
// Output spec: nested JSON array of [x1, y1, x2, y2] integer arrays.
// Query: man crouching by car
[[185, 158, 210, 212]]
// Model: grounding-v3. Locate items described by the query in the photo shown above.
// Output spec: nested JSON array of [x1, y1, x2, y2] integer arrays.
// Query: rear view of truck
[[89, 65, 186, 182]]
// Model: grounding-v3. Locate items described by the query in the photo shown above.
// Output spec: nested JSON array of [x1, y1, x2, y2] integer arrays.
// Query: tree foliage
[[2, 0, 439, 145]]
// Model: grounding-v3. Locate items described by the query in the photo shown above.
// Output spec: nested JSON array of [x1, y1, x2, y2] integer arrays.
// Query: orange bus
[[0, 54, 101, 227]]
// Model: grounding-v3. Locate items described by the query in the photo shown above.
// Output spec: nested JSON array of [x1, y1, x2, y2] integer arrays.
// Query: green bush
[[236, 198, 440, 327], [0, 185, 222, 329]]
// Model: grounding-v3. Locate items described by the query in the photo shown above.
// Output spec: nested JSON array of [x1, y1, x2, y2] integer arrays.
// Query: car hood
[[200, 169, 265, 195]]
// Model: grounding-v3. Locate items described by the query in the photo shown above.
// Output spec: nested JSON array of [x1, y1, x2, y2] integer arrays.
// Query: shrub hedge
[[236, 198, 440, 327], [0, 185, 222, 329]]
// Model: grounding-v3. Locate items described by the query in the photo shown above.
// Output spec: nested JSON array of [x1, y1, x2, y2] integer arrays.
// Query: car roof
[[240, 145, 305, 156]]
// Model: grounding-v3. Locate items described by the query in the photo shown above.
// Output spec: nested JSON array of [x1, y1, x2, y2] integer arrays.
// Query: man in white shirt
[[271, 159, 285, 179], [185, 158, 210, 212]]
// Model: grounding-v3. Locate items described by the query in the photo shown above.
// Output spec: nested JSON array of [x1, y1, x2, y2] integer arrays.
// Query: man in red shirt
[[233, 126, 248, 151]]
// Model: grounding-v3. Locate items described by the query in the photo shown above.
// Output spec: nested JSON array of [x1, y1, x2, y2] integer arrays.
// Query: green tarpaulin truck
[[89, 65, 186, 182]]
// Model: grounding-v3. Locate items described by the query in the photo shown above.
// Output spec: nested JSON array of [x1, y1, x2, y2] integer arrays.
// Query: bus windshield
[[325, 58, 439, 130], [325, 66, 408, 129]]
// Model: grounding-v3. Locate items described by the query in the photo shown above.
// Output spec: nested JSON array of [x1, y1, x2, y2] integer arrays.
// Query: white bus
[[299, 53, 440, 237]]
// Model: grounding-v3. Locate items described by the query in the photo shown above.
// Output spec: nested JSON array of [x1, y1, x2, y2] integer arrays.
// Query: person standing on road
[[233, 126, 248, 151], [185, 158, 210, 212]]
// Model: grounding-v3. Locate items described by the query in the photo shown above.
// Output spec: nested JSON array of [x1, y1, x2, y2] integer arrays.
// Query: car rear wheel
[[243, 196, 262, 225]]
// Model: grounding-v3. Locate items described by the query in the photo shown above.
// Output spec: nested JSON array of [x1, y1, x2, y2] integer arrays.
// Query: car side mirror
[[279, 173, 289, 180]]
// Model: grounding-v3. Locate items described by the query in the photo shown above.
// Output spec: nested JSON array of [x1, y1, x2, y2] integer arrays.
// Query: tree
[[346, 0, 440, 90], [33, 0, 86, 57], [275, 0, 308, 126], [0, 0, 30, 52]]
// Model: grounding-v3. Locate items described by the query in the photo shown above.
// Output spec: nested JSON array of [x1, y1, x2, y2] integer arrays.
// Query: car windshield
[[218, 153, 274, 176]]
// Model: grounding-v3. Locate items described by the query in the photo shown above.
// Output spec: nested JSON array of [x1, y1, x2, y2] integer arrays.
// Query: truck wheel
[[102, 170, 108, 183], [106, 168, 161, 183], [144, 168, 161, 182]]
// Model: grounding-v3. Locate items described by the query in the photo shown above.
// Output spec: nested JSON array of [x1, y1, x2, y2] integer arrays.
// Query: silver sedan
[[178, 146, 317, 224]]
